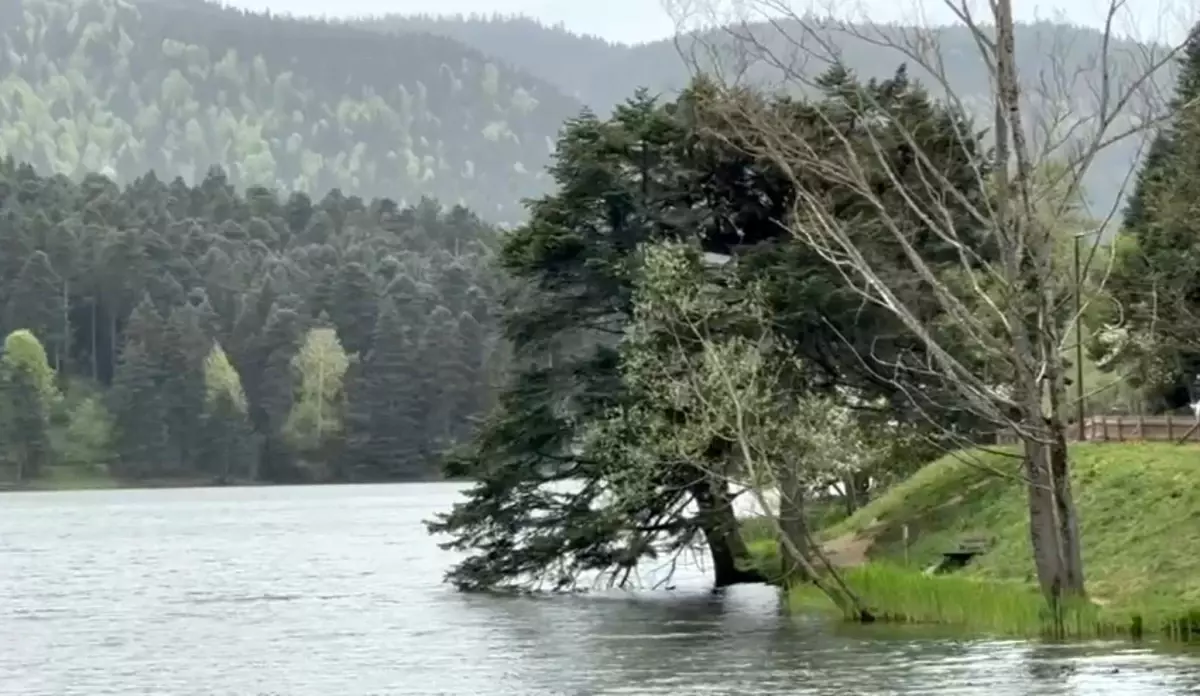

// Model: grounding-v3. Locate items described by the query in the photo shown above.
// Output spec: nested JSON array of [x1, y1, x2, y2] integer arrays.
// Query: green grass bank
[[0, 465, 256, 492], [745, 442, 1200, 640], [0, 465, 119, 491]]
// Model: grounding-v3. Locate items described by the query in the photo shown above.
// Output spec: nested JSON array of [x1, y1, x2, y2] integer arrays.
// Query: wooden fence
[[995, 413, 1200, 445]]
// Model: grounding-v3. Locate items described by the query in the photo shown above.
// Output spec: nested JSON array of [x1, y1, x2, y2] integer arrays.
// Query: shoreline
[[740, 442, 1200, 643], [0, 473, 460, 493]]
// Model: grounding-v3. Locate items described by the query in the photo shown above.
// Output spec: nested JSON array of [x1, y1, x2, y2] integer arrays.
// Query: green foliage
[[246, 303, 304, 481], [55, 395, 116, 473], [203, 343, 247, 414], [4, 251, 66, 367], [161, 301, 213, 474], [371, 14, 1155, 218], [345, 296, 426, 480], [1098, 23, 1200, 411], [589, 240, 871, 492], [108, 305, 171, 479], [200, 343, 256, 483], [286, 326, 349, 477], [431, 87, 740, 593], [0, 0, 584, 223], [0, 160, 500, 484], [430, 69, 989, 592], [701, 65, 996, 440], [0, 329, 58, 479], [1, 328, 59, 406]]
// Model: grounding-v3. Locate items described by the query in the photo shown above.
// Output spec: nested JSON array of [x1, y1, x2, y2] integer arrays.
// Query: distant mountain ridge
[[0, 0, 1170, 222], [367, 13, 1174, 220], [0, 0, 585, 223]]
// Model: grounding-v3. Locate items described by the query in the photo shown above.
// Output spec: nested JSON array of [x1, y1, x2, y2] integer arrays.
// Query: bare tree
[[662, 0, 1191, 610]]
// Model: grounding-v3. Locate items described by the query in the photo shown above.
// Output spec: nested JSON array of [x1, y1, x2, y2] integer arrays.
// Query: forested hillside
[[0, 0, 582, 222], [370, 13, 1169, 218], [0, 0, 1152, 224], [0, 160, 502, 485], [0, 0, 1170, 490]]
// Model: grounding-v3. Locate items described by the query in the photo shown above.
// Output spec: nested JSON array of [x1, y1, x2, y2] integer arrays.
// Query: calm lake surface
[[3, 483, 1200, 695]]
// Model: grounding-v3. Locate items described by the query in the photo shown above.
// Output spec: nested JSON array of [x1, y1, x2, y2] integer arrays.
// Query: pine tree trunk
[[690, 478, 766, 587], [90, 301, 99, 381], [59, 279, 69, 373], [109, 311, 117, 381], [222, 436, 232, 484]]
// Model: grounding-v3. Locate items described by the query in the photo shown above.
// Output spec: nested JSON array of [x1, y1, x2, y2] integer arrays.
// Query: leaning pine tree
[[426, 92, 777, 592], [426, 73, 986, 593]]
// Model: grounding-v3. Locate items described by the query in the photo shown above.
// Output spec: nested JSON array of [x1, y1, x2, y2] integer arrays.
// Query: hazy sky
[[222, 0, 1186, 46]]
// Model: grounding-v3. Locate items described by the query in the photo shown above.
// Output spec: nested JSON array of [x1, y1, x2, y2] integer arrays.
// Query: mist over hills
[[0, 0, 1172, 221], [368, 12, 1173, 219]]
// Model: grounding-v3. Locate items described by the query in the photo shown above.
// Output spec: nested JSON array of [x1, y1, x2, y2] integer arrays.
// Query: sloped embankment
[[817, 442, 1200, 608]]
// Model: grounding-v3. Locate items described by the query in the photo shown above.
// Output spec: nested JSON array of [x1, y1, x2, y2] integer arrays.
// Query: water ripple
[[2, 483, 1199, 695]]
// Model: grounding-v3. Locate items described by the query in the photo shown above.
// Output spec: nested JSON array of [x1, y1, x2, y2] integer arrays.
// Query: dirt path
[[821, 530, 875, 567]]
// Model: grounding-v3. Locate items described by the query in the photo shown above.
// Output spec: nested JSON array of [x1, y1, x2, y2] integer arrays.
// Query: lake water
[[2, 483, 1199, 695]]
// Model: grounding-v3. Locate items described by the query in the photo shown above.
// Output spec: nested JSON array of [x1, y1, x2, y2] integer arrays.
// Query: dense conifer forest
[[0, 0, 1172, 488], [0, 159, 502, 484]]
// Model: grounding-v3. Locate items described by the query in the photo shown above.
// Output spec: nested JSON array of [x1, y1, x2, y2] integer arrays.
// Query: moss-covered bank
[[745, 443, 1200, 640]]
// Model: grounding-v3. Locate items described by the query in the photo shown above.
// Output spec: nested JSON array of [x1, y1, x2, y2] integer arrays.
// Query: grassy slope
[[819, 442, 1200, 609]]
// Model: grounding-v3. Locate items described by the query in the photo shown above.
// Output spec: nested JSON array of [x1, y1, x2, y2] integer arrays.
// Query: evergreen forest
[[0, 0, 1181, 506], [8, 0, 1200, 675], [0, 160, 502, 484]]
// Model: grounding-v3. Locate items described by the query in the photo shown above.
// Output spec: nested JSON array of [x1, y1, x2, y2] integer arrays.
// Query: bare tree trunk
[[1012, 316, 1086, 606], [1022, 438, 1064, 598], [776, 459, 812, 582], [1022, 438, 1085, 603], [108, 311, 117, 381], [993, 0, 1086, 608], [1049, 427, 1085, 593], [1042, 320, 1086, 599]]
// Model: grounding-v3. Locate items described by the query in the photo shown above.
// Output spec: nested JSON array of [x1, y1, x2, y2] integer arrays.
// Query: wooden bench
[[924, 535, 992, 575]]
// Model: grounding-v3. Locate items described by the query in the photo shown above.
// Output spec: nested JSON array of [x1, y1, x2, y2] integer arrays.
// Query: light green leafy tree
[[201, 343, 258, 483], [0, 329, 60, 480], [285, 326, 350, 479], [57, 395, 116, 474]]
